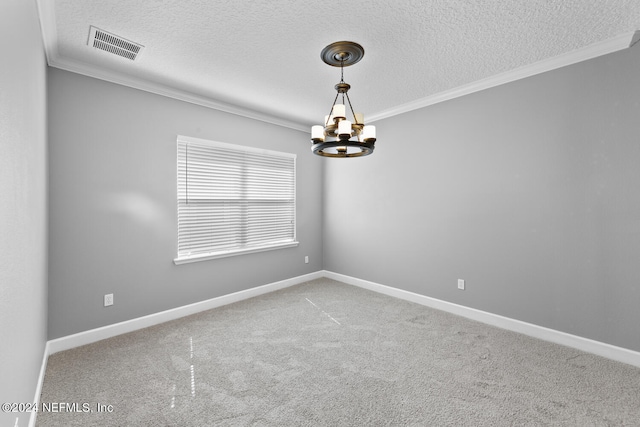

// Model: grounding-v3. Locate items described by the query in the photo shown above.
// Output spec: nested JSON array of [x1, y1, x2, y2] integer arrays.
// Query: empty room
[[2, 1, 640, 426]]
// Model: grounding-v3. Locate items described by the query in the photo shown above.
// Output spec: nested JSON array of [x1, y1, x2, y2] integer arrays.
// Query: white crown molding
[[367, 30, 640, 123], [36, 0, 637, 132], [36, 0, 59, 64], [48, 55, 309, 132], [35, 0, 307, 133]]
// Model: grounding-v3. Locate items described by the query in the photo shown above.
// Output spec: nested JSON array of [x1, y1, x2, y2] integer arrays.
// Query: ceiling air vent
[[87, 26, 143, 61]]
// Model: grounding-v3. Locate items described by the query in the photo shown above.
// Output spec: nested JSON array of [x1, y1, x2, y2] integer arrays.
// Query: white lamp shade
[[311, 125, 324, 141], [363, 125, 376, 141], [332, 104, 346, 119], [338, 119, 352, 136]]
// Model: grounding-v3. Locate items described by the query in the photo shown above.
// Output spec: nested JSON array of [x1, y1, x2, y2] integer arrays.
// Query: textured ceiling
[[38, 0, 640, 130]]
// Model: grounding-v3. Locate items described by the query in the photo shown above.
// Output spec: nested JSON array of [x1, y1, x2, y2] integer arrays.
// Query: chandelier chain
[[339, 59, 355, 121], [326, 91, 340, 126], [345, 92, 358, 124]]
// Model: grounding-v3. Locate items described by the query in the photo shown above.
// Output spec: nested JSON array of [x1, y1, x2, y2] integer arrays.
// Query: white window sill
[[174, 241, 299, 265]]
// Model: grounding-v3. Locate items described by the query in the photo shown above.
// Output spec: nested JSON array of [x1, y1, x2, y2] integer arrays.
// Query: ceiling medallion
[[310, 41, 376, 158]]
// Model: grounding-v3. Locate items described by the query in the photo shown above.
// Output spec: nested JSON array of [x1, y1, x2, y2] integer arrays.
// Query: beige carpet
[[37, 278, 640, 426]]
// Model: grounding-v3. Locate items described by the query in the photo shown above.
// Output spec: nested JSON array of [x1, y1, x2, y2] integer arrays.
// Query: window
[[174, 135, 297, 264]]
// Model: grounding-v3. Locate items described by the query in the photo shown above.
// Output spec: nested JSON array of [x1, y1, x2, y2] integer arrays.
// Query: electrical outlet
[[104, 293, 114, 307], [457, 279, 465, 290], [305, 256, 309, 264]]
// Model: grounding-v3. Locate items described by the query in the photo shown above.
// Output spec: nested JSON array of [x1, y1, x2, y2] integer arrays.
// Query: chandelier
[[311, 41, 376, 158]]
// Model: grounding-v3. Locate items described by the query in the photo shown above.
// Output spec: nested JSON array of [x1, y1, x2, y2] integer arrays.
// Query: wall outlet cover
[[104, 293, 114, 306]]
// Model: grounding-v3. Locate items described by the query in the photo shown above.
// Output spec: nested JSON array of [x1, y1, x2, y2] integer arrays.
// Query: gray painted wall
[[0, 1, 48, 426], [48, 69, 323, 339], [324, 44, 640, 352]]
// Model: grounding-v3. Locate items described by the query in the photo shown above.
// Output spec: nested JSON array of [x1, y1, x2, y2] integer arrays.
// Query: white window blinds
[[175, 136, 297, 264]]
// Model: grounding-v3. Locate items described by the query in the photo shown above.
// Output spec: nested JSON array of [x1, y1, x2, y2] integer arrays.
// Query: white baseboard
[[47, 271, 324, 355], [28, 341, 49, 427], [322, 270, 640, 368], [31, 269, 640, 427], [42, 269, 640, 382]]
